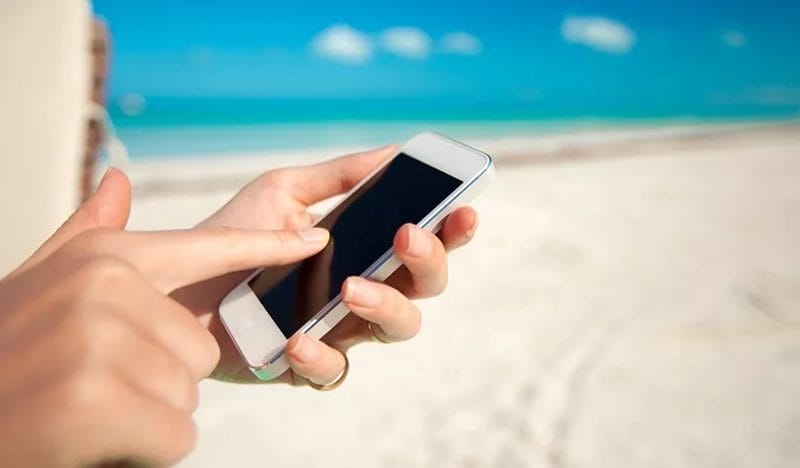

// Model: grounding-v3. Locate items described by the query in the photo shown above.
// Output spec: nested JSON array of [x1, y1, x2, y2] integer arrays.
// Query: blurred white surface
[[0, 0, 89, 275], [124, 126, 800, 467]]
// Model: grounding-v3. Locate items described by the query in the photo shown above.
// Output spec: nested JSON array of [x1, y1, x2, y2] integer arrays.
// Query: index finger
[[70, 227, 330, 294]]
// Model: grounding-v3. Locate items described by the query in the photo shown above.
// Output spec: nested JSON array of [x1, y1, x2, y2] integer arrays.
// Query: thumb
[[15, 168, 132, 273]]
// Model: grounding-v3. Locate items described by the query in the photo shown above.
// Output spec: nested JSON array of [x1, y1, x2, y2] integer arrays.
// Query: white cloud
[[311, 24, 373, 64], [721, 30, 748, 48], [380, 27, 432, 59], [439, 32, 482, 55], [311, 24, 483, 63], [561, 16, 635, 54]]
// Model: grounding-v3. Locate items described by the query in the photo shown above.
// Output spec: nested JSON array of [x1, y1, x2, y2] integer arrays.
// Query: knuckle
[[161, 355, 199, 411], [205, 226, 249, 261], [75, 202, 104, 229], [72, 255, 134, 296], [250, 173, 285, 200], [416, 268, 448, 299], [267, 230, 303, 264], [60, 368, 120, 412], [272, 229, 295, 246], [67, 228, 115, 252], [261, 168, 289, 187], [168, 416, 198, 462], [389, 292, 422, 339], [183, 376, 200, 412], [430, 242, 449, 275], [171, 308, 220, 379], [144, 409, 197, 466], [195, 331, 221, 378], [371, 286, 398, 321], [65, 310, 128, 366], [91, 308, 128, 343], [184, 333, 220, 381]]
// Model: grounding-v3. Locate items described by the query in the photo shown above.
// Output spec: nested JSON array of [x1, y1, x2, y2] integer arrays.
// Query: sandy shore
[[125, 123, 800, 467]]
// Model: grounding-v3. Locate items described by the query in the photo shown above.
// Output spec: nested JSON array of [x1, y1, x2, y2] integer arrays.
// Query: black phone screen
[[248, 153, 462, 337]]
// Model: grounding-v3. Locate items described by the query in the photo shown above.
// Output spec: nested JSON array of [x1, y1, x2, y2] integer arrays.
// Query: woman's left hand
[[171, 146, 479, 385]]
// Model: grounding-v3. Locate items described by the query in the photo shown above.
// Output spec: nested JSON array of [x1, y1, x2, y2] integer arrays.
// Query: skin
[[173, 145, 479, 385], [0, 146, 479, 465], [0, 170, 332, 466]]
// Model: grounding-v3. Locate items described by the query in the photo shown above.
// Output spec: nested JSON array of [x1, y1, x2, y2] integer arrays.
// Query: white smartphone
[[218, 132, 495, 380]]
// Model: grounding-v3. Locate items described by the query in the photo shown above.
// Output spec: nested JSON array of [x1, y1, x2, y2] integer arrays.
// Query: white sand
[[124, 123, 800, 467]]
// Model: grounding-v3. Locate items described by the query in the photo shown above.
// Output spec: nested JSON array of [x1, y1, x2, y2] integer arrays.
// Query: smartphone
[[218, 132, 495, 380]]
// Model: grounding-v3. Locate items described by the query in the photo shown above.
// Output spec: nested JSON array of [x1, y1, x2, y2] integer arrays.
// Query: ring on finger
[[307, 353, 349, 391], [367, 321, 391, 344]]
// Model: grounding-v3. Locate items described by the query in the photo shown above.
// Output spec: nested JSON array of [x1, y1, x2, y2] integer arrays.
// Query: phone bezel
[[218, 132, 494, 379]]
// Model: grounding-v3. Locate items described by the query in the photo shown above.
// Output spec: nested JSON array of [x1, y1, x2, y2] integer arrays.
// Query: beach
[[123, 123, 800, 467]]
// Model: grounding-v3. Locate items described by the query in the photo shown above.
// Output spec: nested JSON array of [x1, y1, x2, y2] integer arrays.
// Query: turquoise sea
[[110, 97, 799, 158]]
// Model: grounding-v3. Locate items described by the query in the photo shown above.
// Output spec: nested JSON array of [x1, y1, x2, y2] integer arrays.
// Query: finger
[[285, 334, 347, 386], [386, 224, 448, 299], [111, 329, 199, 412], [282, 145, 397, 205], [76, 227, 331, 294], [438, 207, 479, 252], [342, 276, 421, 342], [80, 385, 196, 467], [116, 287, 220, 380], [13, 168, 131, 274]]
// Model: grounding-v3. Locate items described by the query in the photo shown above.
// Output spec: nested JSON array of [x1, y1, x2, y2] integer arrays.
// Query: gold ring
[[367, 321, 391, 344], [307, 353, 349, 391]]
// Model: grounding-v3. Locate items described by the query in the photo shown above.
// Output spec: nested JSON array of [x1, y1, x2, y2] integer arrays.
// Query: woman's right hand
[[0, 169, 329, 467]]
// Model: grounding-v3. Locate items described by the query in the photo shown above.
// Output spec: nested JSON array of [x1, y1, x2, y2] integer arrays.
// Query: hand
[[172, 146, 480, 385], [0, 170, 330, 466]]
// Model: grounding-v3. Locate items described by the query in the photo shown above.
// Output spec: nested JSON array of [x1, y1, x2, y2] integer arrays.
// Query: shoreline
[[115, 113, 800, 158], [124, 121, 800, 200]]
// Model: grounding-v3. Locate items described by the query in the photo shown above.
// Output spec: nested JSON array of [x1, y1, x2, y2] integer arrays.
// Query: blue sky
[[93, 0, 800, 116]]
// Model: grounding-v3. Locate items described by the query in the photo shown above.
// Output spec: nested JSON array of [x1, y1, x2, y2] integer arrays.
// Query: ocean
[[110, 97, 799, 158]]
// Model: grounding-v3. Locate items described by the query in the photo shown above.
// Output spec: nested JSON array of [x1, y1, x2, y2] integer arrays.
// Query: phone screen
[[248, 153, 462, 336]]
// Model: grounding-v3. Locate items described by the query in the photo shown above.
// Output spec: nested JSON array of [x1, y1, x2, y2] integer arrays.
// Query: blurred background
[[92, 0, 800, 157], [1, 1, 797, 467], [91, 2, 798, 468]]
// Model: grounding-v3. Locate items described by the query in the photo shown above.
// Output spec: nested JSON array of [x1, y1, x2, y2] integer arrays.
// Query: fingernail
[[298, 228, 329, 244], [291, 335, 317, 364], [344, 277, 382, 309], [406, 227, 431, 258], [466, 211, 479, 238]]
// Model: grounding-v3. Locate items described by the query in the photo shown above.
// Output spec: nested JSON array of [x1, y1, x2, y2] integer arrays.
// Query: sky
[[93, 0, 800, 118]]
